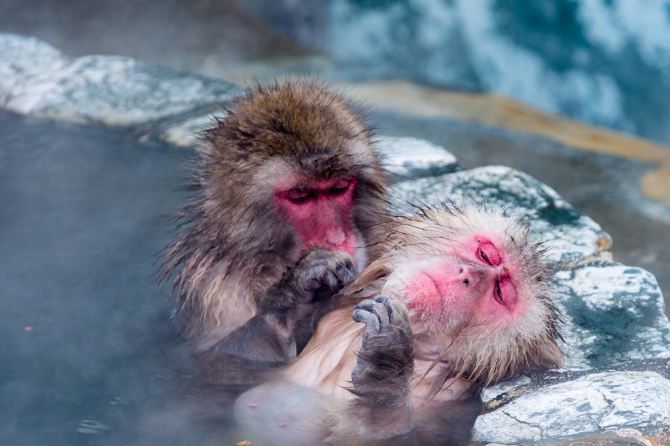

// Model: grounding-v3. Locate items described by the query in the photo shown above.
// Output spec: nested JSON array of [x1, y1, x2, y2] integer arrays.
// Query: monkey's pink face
[[389, 234, 529, 328], [380, 209, 560, 377], [274, 177, 361, 259]]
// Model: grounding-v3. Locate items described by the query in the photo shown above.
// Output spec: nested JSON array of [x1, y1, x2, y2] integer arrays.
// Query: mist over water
[[0, 110, 240, 445]]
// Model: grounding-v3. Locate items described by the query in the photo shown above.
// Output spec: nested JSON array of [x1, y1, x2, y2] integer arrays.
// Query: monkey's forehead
[[391, 207, 529, 245]]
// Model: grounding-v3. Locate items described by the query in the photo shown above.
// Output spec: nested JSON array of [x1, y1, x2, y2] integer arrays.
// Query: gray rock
[[375, 136, 458, 180], [159, 112, 229, 147], [476, 260, 670, 443], [473, 371, 670, 444], [0, 34, 238, 126], [0, 34, 68, 103], [391, 166, 612, 264], [555, 262, 670, 371]]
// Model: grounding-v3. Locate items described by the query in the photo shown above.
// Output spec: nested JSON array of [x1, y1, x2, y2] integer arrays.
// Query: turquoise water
[[327, 0, 670, 145]]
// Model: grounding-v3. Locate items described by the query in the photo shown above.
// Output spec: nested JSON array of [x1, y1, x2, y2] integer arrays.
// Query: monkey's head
[[352, 205, 562, 385], [167, 81, 388, 305]]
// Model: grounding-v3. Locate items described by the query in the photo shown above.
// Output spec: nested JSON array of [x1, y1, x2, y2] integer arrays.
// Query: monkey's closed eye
[[327, 179, 352, 196], [284, 188, 315, 205], [478, 248, 492, 265]]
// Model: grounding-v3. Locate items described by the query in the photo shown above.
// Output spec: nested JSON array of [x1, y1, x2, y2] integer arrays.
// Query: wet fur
[[161, 81, 388, 354], [241, 204, 563, 444]]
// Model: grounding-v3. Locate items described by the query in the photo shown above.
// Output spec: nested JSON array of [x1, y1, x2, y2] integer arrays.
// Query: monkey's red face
[[379, 207, 559, 377], [402, 236, 523, 321], [275, 177, 361, 259]]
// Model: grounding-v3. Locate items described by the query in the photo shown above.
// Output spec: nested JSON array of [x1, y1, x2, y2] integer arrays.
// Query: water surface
[[0, 110, 246, 445]]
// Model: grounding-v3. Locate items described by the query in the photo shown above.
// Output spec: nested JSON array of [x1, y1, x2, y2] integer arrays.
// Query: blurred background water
[[317, 0, 670, 145], [2, 0, 670, 144]]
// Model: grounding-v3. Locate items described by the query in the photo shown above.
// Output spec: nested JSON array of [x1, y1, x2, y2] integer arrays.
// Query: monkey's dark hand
[[350, 296, 415, 443], [351, 296, 414, 407], [262, 248, 356, 317], [294, 248, 357, 303]]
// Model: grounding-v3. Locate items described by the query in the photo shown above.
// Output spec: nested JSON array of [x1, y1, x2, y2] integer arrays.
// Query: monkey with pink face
[[162, 82, 389, 383], [235, 205, 563, 445]]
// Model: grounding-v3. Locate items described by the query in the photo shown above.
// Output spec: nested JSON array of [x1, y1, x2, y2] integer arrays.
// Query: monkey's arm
[[199, 249, 357, 377], [331, 296, 416, 445]]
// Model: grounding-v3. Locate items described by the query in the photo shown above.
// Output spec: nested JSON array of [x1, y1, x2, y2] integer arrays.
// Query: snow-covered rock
[[555, 262, 670, 370], [0, 34, 237, 126], [375, 136, 458, 179], [392, 166, 612, 264], [474, 371, 670, 444], [0, 34, 68, 103]]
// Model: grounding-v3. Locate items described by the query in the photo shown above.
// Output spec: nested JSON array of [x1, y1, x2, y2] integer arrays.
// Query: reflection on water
[[0, 110, 480, 445]]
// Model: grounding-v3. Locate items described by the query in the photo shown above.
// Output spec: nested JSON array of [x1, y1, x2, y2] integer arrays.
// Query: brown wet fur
[[161, 80, 389, 359]]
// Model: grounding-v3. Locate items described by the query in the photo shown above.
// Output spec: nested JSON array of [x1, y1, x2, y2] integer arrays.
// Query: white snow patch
[[474, 371, 670, 443], [376, 136, 457, 176]]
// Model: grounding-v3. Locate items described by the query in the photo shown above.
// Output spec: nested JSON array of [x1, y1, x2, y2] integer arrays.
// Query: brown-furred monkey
[[235, 205, 563, 445], [162, 82, 388, 383]]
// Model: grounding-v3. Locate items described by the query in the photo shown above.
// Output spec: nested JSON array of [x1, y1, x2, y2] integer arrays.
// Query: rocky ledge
[[1, 33, 669, 444]]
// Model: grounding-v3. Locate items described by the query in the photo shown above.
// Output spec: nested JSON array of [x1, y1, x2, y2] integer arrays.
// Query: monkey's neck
[[410, 358, 473, 405]]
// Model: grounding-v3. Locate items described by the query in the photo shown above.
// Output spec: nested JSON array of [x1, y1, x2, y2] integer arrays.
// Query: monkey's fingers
[[374, 296, 395, 324], [302, 265, 329, 291], [334, 259, 356, 287], [363, 296, 394, 328], [352, 301, 381, 333], [319, 267, 341, 291], [379, 296, 411, 329]]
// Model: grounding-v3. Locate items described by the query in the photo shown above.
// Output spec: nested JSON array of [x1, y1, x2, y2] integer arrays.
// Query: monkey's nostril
[[493, 279, 504, 306], [462, 278, 470, 286]]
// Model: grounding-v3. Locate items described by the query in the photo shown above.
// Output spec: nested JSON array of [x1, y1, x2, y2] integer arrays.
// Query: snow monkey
[[235, 205, 563, 445], [162, 82, 388, 382]]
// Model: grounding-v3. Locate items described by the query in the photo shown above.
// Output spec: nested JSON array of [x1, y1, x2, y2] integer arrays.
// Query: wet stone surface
[[474, 371, 670, 444], [392, 166, 613, 264], [0, 33, 238, 126], [554, 262, 670, 371]]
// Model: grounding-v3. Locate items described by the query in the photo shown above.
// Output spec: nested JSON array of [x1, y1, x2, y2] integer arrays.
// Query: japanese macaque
[[162, 82, 388, 382], [235, 205, 563, 445]]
